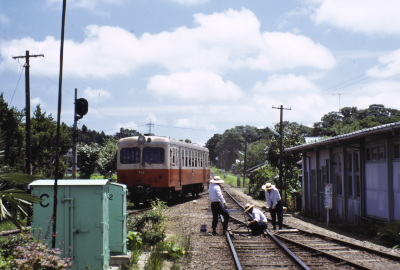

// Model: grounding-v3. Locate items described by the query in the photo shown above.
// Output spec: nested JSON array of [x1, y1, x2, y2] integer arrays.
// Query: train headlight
[[138, 135, 146, 144], [135, 185, 144, 193]]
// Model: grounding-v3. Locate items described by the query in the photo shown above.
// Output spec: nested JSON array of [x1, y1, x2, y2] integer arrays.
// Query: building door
[[346, 151, 361, 223]]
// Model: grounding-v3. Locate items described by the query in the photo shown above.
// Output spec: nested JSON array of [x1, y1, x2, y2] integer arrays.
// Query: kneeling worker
[[244, 203, 268, 235]]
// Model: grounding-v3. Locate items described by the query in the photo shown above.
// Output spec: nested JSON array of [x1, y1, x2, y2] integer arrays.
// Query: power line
[[12, 51, 44, 175], [322, 62, 396, 95], [9, 66, 25, 106]]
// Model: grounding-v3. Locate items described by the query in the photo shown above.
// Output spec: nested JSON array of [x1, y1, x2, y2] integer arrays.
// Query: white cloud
[[251, 74, 331, 125], [367, 49, 400, 78], [352, 80, 400, 109], [313, 0, 400, 35], [1, 8, 335, 78], [240, 31, 335, 70], [147, 70, 243, 101], [31, 97, 44, 108], [174, 117, 216, 130], [168, 0, 209, 5], [45, 0, 126, 10], [114, 121, 138, 132], [83, 87, 112, 103], [252, 74, 320, 96]]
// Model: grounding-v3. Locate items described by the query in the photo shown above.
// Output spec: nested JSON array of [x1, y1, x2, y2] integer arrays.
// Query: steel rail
[[275, 233, 373, 270], [224, 189, 311, 270], [287, 229, 400, 262], [224, 225, 243, 270], [266, 230, 311, 270]]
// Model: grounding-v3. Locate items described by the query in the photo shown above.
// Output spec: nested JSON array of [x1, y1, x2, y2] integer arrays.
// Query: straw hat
[[262, 183, 274, 190], [210, 175, 224, 184], [244, 203, 254, 213]]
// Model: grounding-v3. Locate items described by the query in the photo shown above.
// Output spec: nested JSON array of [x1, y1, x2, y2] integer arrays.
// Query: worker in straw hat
[[209, 175, 230, 236], [262, 183, 283, 230], [244, 203, 268, 235]]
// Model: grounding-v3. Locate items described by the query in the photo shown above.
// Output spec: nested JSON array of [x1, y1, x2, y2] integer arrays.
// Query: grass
[[211, 167, 249, 188], [0, 221, 19, 232]]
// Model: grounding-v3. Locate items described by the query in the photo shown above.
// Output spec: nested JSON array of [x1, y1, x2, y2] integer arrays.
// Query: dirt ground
[[162, 186, 400, 269]]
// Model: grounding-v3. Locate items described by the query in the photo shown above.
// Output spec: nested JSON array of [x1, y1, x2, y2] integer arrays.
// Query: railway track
[[222, 186, 400, 270]]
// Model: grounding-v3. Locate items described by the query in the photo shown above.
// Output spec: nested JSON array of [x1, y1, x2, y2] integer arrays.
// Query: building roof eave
[[285, 121, 400, 153]]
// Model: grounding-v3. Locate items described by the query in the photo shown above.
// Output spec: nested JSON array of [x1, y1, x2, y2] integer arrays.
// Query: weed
[[377, 220, 400, 248]]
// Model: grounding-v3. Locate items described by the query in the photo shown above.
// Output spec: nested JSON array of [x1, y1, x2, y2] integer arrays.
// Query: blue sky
[[1, 0, 400, 146]]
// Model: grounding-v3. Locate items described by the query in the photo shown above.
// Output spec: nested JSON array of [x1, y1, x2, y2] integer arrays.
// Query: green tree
[[216, 130, 244, 171], [0, 131, 41, 229], [79, 124, 111, 145], [30, 105, 73, 178], [113, 127, 140, 139], [97, 138, 118, 179], [0, 93, 24, 170], [266, 121, 304, 203], [78, 142, 100, 179], [205, 134, 222, 166]]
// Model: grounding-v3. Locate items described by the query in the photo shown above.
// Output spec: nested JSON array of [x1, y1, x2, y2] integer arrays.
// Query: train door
[[310, 170, 318, 216], [201, 152, 206, 183], [179, 148, 183, 188]]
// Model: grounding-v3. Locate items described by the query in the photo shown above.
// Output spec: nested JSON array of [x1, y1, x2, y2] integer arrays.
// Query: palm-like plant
[[0, 132, 42, 229]]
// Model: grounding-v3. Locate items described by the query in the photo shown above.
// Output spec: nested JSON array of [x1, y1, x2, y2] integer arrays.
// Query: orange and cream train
[[117, 134, 211, 204]]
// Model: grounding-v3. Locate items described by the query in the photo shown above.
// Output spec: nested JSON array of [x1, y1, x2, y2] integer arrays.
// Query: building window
[[394, 143, 400, 159], [337, 175, 343, 195], [347, 151, 360, 198], [333, 153, 342, 195], [366, 145, 386, 161]]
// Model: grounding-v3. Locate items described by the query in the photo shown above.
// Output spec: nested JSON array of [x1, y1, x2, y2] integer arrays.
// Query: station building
[[285, 122, 400, 225]]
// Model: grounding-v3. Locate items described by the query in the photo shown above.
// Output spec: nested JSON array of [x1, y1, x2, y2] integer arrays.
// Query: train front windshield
[[120, 147, 165, 164], [143, 147, 164, 164]]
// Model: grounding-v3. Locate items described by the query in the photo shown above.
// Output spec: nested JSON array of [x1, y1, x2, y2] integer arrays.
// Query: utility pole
[[146, 119, 154, 134], [272, 105, 291, 204], [243, 142, 247, 189], [12, 51, 44, 175], [72, 90, 88, 179], [72, 88, 78, 179], [333, 93, 346, 113]]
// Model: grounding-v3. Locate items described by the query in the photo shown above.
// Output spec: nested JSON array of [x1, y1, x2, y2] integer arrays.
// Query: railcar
[[117, 134, 210, 204]]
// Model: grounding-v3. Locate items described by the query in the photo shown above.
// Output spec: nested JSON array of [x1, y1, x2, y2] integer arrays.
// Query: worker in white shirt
[[244, 203, 268, 235], [209, 176, 230, 235], [262, 183, 283, 230]]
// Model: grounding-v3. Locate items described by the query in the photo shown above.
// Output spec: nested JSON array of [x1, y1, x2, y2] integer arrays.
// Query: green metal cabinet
[[30, 179, 110, 270], [108, 182, 127, 254]]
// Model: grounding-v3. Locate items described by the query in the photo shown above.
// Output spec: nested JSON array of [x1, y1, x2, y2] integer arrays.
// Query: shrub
[[377, 220, 400, 249], [127, 231, 142, 264], [128, 199, 167, 248], [164, 241, 186, 260], [0, 233, 73, 270]]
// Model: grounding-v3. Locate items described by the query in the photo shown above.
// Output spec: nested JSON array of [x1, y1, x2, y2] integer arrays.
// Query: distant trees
[[0, 94, 24, 170], [206, 104, 399, 206], [312, 104, 400, 136], [96, 138, 118, 179], [77, 143, 100, 179], [31, 105, 73, 178], [1, 89, 399, 189], [0, 131, 42, 228]]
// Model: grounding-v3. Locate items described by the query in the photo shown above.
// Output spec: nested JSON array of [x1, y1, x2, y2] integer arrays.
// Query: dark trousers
[[270, 200, 283, 229], [248, 221, 268, 235], [211, 202, 229, 231]]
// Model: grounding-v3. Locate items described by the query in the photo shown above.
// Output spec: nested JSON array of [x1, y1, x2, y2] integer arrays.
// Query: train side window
[[143, 147, 165, 164], [170, 148, 176, 166], [120, 147, 140, 164]]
